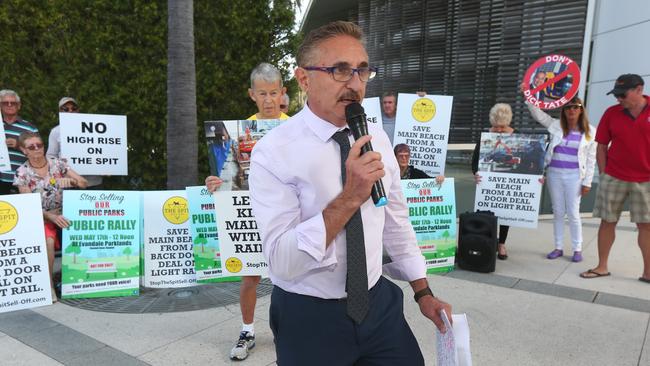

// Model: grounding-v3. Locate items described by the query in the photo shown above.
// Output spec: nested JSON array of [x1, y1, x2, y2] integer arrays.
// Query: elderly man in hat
[[47, 97, 103, 189], [580, 74, 650, 284]]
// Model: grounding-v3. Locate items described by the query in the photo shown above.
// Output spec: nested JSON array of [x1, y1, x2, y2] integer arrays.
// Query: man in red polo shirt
[[580, 74, 650, 284]]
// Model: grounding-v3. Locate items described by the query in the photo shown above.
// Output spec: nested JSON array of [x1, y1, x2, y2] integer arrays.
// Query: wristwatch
[[413, 287, 434, 303]]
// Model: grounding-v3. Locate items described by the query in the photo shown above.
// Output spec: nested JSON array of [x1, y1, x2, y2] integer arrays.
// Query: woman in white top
[[523, 90, 597, 262]]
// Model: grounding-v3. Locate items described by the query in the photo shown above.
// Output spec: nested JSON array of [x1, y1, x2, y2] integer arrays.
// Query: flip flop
[[639, 277, 650, 284], [580, 269, 611, 279]]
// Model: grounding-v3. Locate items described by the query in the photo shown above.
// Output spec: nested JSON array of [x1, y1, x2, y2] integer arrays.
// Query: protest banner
[[186, 186, 238, 283], [0, 118, 10, 171], [393, 93, 453, 176], [60, 112, 128, 175], [361, 97, 383, 128], [0, 193, 52, 313], [212, 190, 267, 277], [143, 191, 196, 288], [474, 132, 546, 228], [205, 119, 279, 277], [522, 54, 581, 110], [61, 191, 140, 299], [401, 178, 457, 273]]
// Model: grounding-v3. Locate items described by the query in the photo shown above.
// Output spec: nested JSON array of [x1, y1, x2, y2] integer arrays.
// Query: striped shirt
[[548, 130, 581, 169], [2, 118, 39, 183]]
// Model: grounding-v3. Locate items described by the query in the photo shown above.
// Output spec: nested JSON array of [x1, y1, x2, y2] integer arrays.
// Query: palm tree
[[167, 0, 198, 189]]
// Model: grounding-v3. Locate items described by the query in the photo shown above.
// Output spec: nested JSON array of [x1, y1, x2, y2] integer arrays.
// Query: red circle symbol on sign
[[522, 54, 581, 110]]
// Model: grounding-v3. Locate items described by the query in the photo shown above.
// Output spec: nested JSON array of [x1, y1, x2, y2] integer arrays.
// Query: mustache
[[338, 91, 361, 102]]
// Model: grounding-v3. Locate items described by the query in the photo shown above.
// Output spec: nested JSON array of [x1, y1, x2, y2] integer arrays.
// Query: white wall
[[585, 0, 650, 124]]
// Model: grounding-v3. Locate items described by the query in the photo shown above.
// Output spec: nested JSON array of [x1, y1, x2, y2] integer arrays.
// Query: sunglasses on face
[[613, 91, 628, 99], [25, 143, 44, 151], [563, 105, 582, 111], [61, 106, 79, 112], [1, 101, 19, 107]]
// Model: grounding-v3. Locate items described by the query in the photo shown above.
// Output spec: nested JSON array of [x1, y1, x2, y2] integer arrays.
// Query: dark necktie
[[331, 129, 369, 324]]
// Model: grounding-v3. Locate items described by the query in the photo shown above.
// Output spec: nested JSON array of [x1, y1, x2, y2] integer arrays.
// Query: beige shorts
[[593, 173, 650, 223]]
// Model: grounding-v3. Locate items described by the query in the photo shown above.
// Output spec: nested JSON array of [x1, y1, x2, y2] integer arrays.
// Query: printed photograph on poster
[[361, 97, 383, 128], [59, 112, 128, 175], [212, 191, 267, 277], [474, 171, 543, 228], [60, 191, 141, 299], [522, 54, 581, 110], [0, 193, 52, 313], [477, 132, 547, 175], [401, 178, 457, 273], [393, 93, 453, 176], [142, 191, 196, 288], [204, 119, 282, 190]]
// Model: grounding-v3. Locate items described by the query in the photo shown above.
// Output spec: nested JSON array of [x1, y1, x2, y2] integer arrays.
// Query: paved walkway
[[1, 217, 649, 365]]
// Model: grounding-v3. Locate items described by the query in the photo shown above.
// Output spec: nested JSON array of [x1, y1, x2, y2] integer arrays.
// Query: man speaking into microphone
[[249, 21, 452, 365]]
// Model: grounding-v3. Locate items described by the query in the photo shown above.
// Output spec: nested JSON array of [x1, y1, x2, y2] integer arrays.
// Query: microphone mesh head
[[345, 102, 365, 120]]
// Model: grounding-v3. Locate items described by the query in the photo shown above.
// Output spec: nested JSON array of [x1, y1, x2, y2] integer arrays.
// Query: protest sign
[[0, 118, 10, 171], [522, 54, 581, 110], [212, 191, 267, 277], [205, 119, 279, 277], [474, 132, 546, 228], [143, 191, 196, 288], [186, 186, 238, 283], [393, 93, 453, 176], [361, 97, 383, 128], [61, 191, 140, 298], [401, 178, 457, 273], [60, 112, 128, 175], [0, 193, 52, 313]]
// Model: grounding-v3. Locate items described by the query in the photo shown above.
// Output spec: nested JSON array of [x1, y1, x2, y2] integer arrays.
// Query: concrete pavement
[[1, 216, 649, 365]]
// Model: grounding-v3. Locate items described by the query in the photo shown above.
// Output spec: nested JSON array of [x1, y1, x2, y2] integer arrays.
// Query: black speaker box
[[457, 211, 498, 273]]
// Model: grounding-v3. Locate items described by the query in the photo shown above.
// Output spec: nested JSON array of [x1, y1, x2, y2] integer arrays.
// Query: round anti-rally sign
[[522, 54, 581, 110]]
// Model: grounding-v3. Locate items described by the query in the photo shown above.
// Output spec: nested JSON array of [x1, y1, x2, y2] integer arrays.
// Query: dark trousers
[[270, 277, 424, 366], [499, 225, 509, 244]]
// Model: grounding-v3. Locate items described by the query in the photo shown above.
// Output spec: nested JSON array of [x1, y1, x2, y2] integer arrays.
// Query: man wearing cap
[[47, 97, 103, 189], [580, 74, 650, 284], [1, 89, 38, 194]]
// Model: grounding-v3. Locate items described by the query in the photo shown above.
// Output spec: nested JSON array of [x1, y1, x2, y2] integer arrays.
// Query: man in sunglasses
[[249, 21, 452, 365], [581, 74, 650, 284], [0, 89, 38, 195], [46, 97, 103, 189]]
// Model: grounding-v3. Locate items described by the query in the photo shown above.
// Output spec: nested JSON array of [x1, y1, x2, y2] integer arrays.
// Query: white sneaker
[[230, 331, 255, 360]]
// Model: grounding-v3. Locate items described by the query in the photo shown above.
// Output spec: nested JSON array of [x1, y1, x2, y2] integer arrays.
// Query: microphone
[[345, 102, 388, 207]]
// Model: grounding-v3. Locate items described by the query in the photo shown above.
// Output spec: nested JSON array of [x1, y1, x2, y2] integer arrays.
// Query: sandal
[[580, 269, 611, 279], [639, 277, 650, 284]]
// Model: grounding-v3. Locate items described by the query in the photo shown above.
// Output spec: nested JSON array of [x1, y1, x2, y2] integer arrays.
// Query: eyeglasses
[[1, 101, 19, 107], [563, 104, 583, 110], [25, 143, 44, 151], [61, 106, 79, 112], [303, 65, 378, 82]]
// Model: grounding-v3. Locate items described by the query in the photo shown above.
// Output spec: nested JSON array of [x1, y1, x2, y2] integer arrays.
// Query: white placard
[[474, 171, 543, 228], [0, 193, 52, 313], [213, 191, 267, 277], [0, 117, 10, 171], [142, 191, 196, 288], [60, 112, 128, 175], [394, 93, 453, 176], [361, 97, 383, 128]]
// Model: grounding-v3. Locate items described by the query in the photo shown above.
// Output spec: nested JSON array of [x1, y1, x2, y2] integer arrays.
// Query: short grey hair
[[297, 21, 364, 67], [250, 62, 283, 89], [489, 103, 512, 127], [281, 94, 290, 105], [0, 89, 20, 103], [382, 91, 396, 99]]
